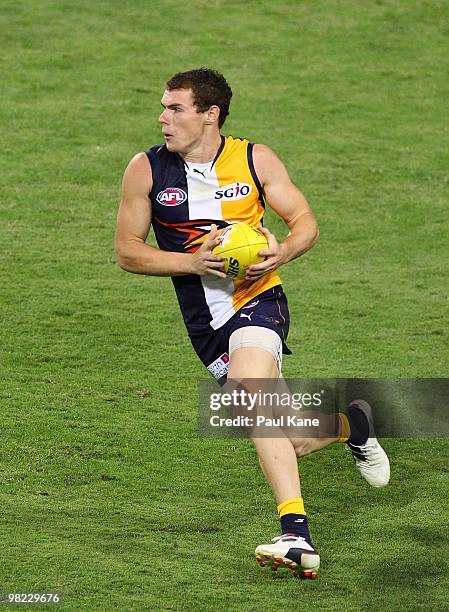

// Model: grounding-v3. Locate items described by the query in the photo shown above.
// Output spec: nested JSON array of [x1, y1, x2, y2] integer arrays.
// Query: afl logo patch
[[156, 188, 187, 206]]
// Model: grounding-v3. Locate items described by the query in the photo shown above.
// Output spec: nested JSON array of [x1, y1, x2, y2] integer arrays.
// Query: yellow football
[[212, 223, 268, 280]]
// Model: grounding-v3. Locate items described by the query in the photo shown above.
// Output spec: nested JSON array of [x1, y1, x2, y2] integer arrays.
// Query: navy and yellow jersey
[[146, 135, 282, 334]]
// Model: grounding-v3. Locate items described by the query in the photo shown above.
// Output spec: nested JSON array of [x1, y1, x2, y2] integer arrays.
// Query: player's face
[[159, 88, 208, 154]]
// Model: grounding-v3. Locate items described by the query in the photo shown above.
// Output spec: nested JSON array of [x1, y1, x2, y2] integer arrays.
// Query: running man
[[115, 67, 390, 579]]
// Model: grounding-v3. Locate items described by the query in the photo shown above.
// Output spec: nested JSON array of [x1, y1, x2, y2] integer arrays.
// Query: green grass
[[1, 0, 449, 610]]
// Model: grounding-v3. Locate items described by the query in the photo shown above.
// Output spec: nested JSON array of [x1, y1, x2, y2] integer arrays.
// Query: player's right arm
[[115, 153, 226, 278]]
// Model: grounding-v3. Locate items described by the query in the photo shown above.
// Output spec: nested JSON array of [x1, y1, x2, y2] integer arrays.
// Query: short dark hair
[[166, 67, 232, 128]]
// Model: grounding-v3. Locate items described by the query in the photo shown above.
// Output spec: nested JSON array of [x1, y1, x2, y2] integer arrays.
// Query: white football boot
[[346, 400, 390, 487], [255, 533, 320, 580]]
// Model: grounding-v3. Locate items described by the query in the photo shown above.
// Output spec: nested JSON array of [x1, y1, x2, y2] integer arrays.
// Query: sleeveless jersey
[[146, 135, 282, 335]]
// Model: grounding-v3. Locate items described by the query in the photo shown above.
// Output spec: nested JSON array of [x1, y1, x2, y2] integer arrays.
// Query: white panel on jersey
[[201, 275, 236, 330], [185, 161, 235, 329], [185, 162, 222, 221]]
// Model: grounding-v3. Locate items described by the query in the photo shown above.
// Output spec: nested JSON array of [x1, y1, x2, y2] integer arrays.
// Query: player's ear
[[205, 105, 220, 125]]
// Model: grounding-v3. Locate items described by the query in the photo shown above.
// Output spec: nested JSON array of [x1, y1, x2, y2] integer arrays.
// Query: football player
[[115, 68, 390, 579]]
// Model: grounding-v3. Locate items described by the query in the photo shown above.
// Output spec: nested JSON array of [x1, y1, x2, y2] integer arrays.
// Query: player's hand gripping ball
[[212, 223, 268, 280]]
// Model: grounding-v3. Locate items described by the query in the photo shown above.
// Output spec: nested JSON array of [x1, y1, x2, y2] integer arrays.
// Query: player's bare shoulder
[[252, 143, 277, 168], [117, 152, 153, 235], [122, 151, 153, 196], [252, 143, 276, 159], [252, 143, 290, 189]]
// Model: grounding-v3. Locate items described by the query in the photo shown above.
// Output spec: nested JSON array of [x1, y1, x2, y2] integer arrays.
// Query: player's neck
[[181, 133, 222, 164]]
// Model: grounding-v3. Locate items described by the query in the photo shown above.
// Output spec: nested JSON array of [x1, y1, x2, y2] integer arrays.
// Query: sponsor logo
[[193, 168, 207, 177], [227, 256, 239, 278], [207, 353, 229, 380], [156, 187, 187, 206], [240, 311, 253, 321], [215, 182, 252, 201], [242, 300, 259, 309]]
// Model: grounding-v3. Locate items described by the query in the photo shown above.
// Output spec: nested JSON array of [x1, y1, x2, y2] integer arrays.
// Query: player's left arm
[[247, 144, 319, 280]]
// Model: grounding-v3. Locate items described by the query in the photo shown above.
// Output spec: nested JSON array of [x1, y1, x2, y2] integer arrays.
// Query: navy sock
[[345, 405, 369, 445], [280, 513, 313, 545]]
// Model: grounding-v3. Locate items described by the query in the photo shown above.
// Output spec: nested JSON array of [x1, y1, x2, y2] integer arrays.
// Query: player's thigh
[[227, 326, 281, 379]]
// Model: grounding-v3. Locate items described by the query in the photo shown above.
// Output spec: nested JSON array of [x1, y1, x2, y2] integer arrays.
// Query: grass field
[[1, 0, 449, 610]]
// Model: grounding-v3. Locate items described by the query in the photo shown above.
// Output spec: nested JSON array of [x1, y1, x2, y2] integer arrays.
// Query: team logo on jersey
[[156, 188, 187, 206], [215, 182, 252, 201], [155, 218, 229, 252]]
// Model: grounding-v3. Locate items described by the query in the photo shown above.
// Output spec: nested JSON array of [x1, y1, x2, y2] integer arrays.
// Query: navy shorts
[[188, 285, 291, 384]]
